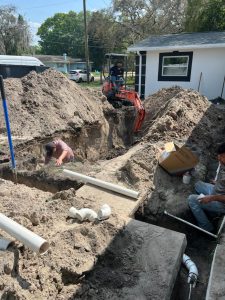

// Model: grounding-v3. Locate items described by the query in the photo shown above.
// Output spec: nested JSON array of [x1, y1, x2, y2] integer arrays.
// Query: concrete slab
[[86, 219, 187, 300], [206, 244, 225, 300]]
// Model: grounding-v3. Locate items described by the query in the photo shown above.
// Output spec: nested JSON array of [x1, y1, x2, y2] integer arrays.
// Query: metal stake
[[164, 210, 218, 238]]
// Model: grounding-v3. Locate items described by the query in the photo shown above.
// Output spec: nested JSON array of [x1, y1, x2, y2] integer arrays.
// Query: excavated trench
[[0, 108, 136, 192]]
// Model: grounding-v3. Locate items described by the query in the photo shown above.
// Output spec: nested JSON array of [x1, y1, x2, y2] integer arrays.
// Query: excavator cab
[[102, 53, 128, 106], [102, 53, 145, 132]]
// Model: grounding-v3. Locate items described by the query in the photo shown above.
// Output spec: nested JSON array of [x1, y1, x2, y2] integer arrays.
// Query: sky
[[1, 0, 112, 44]]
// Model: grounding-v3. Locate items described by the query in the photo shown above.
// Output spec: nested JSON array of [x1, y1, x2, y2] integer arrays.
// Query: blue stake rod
[[0, 75, 16, 170]]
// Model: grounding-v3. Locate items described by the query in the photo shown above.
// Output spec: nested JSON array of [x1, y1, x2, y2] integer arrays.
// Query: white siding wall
[[145, 47, 225, 99]]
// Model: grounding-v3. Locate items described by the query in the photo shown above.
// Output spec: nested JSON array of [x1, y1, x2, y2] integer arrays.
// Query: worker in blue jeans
[[188, 142, 225, 232], [110, 62, 124, 92]]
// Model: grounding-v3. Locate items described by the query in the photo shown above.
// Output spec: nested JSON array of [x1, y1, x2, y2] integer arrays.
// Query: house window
[[158, 52, 193, 82]]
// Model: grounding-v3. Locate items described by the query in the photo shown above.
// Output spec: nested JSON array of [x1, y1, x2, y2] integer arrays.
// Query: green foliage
[[0, 6, 31, 55], [88, 10, 128, 68], [113, 0, 187, 40], [37, 11, 90, 57], [185, 0, 225, 32]]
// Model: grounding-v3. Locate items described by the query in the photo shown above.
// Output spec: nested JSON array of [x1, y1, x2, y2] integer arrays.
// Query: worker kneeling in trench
[[188, 142, 225, 233], [44, 139, 74, 166]]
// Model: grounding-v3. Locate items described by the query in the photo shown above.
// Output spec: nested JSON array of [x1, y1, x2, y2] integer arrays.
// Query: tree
[[185, 0, 225, 32], [88, 10, 128, 68], [37, 11, 90, 58], [0, 5, 31, 55], [113, 0, 187, 42]]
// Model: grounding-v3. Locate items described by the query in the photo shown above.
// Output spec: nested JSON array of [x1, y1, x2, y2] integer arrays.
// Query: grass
[[78, 81, 102, 89], [74, 75, 135, 90]]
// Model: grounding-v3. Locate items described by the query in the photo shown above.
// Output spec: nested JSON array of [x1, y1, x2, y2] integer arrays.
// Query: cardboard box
[[158, 142, 199, 175]]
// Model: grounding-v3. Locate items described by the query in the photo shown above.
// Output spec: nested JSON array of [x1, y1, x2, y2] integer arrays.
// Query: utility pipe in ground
[[0, 213, 49, 255], [183, 254, 199, 287], [63, 169, 139, 199]]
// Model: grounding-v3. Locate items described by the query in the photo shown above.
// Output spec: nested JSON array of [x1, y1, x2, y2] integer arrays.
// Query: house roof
[[34, 55, 84, 64], [128, 31, 225, 52]]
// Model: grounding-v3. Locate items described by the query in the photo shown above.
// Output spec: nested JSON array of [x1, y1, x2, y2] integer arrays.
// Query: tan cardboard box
[[158, 142, 199, 175]]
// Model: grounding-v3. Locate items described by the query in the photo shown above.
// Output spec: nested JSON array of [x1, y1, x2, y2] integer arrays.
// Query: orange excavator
[[102, 53, 145, 132]]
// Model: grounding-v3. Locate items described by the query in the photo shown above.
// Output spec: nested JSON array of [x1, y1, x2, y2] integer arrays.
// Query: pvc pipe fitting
[[183, 254, 198, 287], [63, 169, 139, 199], [97, 204, 111, 220], [0, 213, 49, 255], [68, 207, 97, 222], [68, 207, 79, 218], [76, 208, 97, 222]]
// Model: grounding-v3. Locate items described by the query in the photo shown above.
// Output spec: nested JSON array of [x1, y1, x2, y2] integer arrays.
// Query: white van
[[0, 55, 45, 66]]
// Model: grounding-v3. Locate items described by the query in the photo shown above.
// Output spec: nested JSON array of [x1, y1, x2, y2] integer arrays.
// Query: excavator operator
[[110, 61, 124, 91]]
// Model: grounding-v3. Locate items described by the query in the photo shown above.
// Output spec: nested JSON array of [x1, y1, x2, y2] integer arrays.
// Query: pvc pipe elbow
[[69, 207, 97, 222], [183, 254, 198, 286]]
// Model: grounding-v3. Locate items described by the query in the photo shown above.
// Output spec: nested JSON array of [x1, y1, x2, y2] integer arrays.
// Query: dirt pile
[[1, 69, 110, 138], [142, 87, 223, 147], [0, 69, 136, 162]]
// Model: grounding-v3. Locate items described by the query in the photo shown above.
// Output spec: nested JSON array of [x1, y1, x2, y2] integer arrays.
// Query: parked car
[[69, 69, 94, 82]]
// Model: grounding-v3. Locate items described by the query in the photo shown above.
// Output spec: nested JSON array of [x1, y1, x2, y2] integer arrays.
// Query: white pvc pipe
[[69, 207, 97, 222], [183, 254, 199, 287], [63, 169, 139, 199], [0, 213, 49, 255]]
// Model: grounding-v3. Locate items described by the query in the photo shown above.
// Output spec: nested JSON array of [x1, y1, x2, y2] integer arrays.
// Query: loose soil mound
[[143, 87, 223, 147], [1, 69, 110, 138]]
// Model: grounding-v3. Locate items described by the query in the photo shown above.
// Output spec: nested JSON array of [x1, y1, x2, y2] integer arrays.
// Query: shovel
[[0, 75, 17, 183]]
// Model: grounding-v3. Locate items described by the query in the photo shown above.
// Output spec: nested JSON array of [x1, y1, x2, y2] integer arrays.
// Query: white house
[[128, 31, 225, 100], [34, 54, 92, 73]]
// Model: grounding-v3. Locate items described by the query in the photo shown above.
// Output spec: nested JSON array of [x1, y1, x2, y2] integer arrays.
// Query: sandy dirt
[[0, 179, 125, 299], [0, 69, 135, 163]]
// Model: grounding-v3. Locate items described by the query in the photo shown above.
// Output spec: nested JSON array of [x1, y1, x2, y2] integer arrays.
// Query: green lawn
[[73, 75, 135, 90], [78, 81, 102, 89]]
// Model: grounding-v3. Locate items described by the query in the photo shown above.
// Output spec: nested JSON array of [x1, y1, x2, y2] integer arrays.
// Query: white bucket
[[97, 204, 111, 220]]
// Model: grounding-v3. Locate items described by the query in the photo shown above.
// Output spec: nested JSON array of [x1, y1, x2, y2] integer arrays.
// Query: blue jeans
[[188, 181, 225, 232], [110, 76, 124, 91]]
